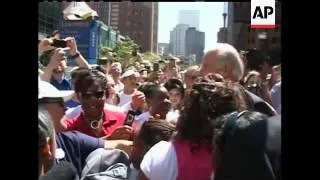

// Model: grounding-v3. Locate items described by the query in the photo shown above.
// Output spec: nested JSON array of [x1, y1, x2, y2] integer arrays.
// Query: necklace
[[89, 116, 103, 130]]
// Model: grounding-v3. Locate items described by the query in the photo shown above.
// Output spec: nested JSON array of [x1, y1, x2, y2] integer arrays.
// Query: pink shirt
[[173, 139, 213, 180]]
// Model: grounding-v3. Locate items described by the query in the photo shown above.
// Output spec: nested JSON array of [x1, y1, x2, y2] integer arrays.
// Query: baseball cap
[[121, 69, 140, 79], [81, 148, 130, 180], [38, 80, 74, 102]]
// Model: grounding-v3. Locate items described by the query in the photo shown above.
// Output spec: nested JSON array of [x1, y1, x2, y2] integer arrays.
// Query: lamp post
[[223, 2, 228, 43]]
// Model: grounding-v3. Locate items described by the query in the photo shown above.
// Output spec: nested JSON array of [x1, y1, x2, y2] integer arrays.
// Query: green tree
[[141, 52, 161, 64]]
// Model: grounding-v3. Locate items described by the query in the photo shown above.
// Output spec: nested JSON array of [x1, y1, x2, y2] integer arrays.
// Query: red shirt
[[64, 109, 126, 138]]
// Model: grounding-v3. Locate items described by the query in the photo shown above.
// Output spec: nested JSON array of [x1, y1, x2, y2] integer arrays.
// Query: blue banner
[[60, 20, 94, 66], [88, 21, 98, 64]]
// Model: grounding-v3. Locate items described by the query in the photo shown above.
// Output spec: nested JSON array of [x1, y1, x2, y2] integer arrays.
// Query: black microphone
[[40, 161, 79, 180]]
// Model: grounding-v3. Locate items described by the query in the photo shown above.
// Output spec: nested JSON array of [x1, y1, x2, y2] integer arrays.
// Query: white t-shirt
[[140, 141, 178, 180], [166, 109, 180, 124], [114, 82, 124, 93], [135, 111, 151, 125], [65, 105, 82, 119], [118, 92, 134, 107]]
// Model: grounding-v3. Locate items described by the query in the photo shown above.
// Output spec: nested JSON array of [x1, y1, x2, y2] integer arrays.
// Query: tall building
[[39, 2, 63, 38], [118, 2, 158, 53], [185, 27, 205, 64], [109, 2, 120, 30], [227, 2, 281, 50], [158, 43, 170, 55], [169, 24, 190, 57], [178, 10, 200, 29], [217, 27, 228, 43]]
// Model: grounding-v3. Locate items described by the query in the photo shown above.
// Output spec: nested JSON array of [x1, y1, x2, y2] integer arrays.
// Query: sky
[[158, 2, 225, 52]]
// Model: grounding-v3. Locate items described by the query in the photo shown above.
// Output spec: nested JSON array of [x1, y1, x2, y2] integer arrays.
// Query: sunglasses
[[82, 91, 105, 99]]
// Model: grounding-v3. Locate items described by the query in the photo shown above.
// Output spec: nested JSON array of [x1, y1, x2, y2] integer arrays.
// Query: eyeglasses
[[82, 91, 105, 99]]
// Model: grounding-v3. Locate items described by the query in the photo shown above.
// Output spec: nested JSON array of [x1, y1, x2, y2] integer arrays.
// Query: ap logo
[[251, 0, 276, 29]]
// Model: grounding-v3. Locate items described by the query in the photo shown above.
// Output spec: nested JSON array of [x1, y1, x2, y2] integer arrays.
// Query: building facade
[[217, 27, 228, 43], [158, 43, 170, 55], [227, 2, 281, 51], [178, 10, 200, 29], [39, 2, 63, 38], [185, 27, 205, 64], [118, 2, 158, 53], [169, 24, 190, 57]]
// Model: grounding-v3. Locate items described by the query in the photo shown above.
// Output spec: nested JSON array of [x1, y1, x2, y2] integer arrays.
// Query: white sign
[[251, 0, 275, 29]]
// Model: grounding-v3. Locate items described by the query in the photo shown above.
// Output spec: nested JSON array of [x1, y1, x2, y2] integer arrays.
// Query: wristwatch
[[71, 52, 80, 59]]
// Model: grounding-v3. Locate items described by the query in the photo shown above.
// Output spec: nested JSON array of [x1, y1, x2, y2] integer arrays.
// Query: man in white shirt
[[110, 62, 124, 93], [118, 69, 140, 107]]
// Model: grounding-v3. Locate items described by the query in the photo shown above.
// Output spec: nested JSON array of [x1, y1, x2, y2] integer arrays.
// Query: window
[[126, 21, 131, 27], [111, 17, 118, 21], [111, 13, 118, 17], [252, 37, 255, 43], [127, 11, 132, 16], [247, 38, 251, 44], [134, 10, 139, 16], [112, 3, 119, 8], [112, 8, 119, 13], [271, 37, 277, 44], [140, 10, 143, 16]]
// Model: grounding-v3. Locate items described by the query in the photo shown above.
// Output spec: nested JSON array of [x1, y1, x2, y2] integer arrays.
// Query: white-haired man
[[110, 62, 124, 93], [38, 79, 133, 176], [200, 43, 276, 116]]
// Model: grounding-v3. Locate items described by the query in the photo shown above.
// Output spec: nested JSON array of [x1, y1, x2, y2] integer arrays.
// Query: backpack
[[213, 111, 281, 180]]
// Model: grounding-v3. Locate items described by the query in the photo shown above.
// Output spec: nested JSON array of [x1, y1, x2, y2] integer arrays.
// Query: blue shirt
[[50, 77, 71, 90], [56, 131, 104, 176], [271, 81, 281, 114]]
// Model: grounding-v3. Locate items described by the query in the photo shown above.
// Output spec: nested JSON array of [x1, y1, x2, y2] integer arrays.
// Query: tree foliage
[[99, 39, 161, 66]]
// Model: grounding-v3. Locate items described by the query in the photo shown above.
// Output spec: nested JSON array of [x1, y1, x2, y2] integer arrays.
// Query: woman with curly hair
[[138, 75, 242, 180]]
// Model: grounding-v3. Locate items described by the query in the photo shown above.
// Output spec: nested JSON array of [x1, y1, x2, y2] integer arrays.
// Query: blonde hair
[[214, 43, 244, 82]]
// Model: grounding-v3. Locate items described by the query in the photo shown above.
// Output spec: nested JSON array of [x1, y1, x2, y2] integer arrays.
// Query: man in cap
[[38, 79, 133, 176], [200, 43, 276, 116], [117, 69, 146, 113]]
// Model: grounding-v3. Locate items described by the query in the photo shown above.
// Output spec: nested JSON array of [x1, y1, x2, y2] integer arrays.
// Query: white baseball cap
[[38, 80, 74, 102], [121, 69, 140, 79]]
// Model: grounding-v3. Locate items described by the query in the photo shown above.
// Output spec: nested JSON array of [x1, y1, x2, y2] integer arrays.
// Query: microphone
[[40, 161, 79, 180]]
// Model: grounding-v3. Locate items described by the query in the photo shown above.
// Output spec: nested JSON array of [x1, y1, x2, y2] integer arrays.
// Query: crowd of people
[[38, 33, 281, 180]]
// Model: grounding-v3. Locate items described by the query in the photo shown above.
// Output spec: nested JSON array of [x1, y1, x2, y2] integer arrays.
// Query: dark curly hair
[[164, 78, 185, 97], [175, 75, 238, 150], [74, 69, 107, 94], [139, 120, 176, 148]]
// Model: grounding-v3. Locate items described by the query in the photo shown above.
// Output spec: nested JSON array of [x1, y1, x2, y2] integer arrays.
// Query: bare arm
[[65, 37, 90, 69], [103, 140, 133, 155], [40, 48, 69, 82]]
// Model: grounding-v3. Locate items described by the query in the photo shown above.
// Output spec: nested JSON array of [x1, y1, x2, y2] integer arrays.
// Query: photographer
[[39, 37, 90, 91]]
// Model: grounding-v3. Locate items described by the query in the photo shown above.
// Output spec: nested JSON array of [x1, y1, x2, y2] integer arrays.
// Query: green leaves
[[99, 39, 161, 66]]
